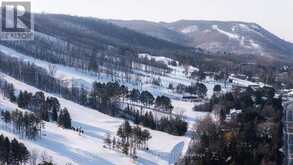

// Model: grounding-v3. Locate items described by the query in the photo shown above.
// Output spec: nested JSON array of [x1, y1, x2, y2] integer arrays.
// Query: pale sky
[[24, 0, 293, 42]]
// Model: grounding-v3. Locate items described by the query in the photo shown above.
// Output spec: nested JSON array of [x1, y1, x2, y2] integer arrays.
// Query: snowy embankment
[[229, 75, 267, 87], [0, 72, 191, 165]]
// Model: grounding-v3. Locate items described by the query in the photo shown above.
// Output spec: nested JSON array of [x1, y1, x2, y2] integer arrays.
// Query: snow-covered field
[[0, 42, 260, 165], [172, 100, 207, 127], [0, 73, 196, 165]]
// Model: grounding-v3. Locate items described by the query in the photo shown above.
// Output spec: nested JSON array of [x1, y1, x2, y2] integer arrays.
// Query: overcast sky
[[27, 0, 293, 42]]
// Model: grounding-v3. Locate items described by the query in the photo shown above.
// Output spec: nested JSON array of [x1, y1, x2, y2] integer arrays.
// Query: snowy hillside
[[171, 22, 266, 55], [0, 36, 261, 165], [110, 19, 293, 57], [0, 73, 195, 165], [0, 41, 259, 126], [0, 44, 231, 99]]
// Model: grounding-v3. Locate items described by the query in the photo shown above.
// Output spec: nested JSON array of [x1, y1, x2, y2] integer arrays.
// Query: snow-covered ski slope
[[0, 40, 260, 165], [0, 44, 234, 99], [0, 73, 193, 165]]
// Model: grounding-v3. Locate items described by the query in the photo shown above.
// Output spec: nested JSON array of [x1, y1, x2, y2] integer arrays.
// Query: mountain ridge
[[109, 19, 293, 58]]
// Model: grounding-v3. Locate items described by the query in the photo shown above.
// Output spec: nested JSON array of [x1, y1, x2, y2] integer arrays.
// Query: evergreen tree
[[17, 91, 25, 108], [52, 108, 58, 122], [63, 108, 72, 129], [58, 108, 72, 129], [122, 142, 129, 155], [124, 121, 132, 143], [80, 87, 88, 105], [8, 86, 16, 102], [19, 142, 30, 164], [46, 97, 60, 122], [142, 129, 151, 149], [155, 96, 173, 113], [3, 137, 10, 164], [117, 126, 126, 141], [129, 89, 140, 102], [0, 135, 5, 164], [10, 138, 20, 164], [140, 91, 154, 106], [213, 84, 222, 92]]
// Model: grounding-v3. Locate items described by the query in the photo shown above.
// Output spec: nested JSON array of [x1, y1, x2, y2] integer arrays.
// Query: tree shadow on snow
[[35, 132, 115, 165]]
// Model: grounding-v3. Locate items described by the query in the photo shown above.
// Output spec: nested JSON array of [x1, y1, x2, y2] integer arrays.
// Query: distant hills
[[1, 13, 293, 66], [31, 14, 197, 59], [109, 19, 293, 58]]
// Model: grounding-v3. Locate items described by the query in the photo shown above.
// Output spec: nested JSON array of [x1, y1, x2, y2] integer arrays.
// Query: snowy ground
[[0, 73, 195, 165], [172, 100, 207, 127], [0, 44, 232, 99], [0, 43, 259, 165], [229, 76, 266, 87]]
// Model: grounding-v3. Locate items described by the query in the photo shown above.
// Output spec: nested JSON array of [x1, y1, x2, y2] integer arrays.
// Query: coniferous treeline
[[88, 82, 188, 136], [0, 55, 187, 136], [154, 95, 173, 112], [0, 110, 42, 140], [0, 134, 30, 165], [0, 78, 16, 102], [57, 108, 72, 129], [16, 91, 71, 129], [88, 81, 128, 114], [176, 83, 208, 98], [0, 78, 72, 130], [124, 108, 188, 136], [104, 121, 152, 159], [129, 89, 173, 111]]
